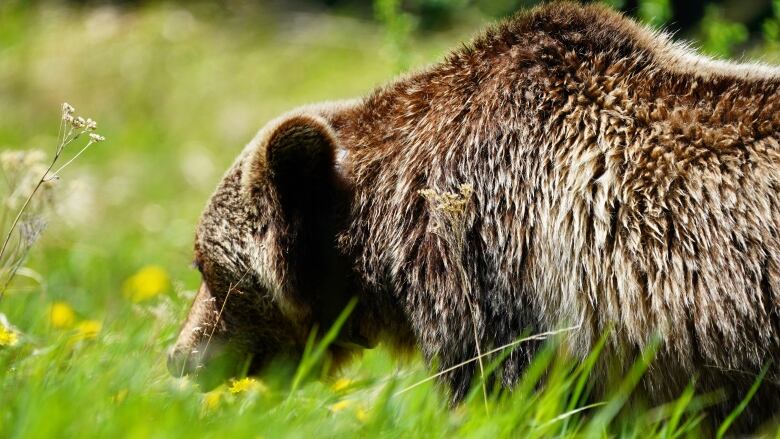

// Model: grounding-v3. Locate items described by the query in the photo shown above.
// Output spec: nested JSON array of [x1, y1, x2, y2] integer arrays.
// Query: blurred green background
[[2, 0, 780, 437]]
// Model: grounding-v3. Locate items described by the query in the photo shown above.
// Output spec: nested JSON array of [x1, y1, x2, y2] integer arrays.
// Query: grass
[[0, 2, 779, 438]]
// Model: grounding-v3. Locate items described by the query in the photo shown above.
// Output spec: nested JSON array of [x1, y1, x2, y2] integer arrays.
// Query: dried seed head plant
[[418, 184, 492, 409], [0, 102, 105, 305]]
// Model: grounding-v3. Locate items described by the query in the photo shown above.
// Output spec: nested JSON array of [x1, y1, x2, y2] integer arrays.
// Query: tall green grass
[[0, 2, 779, 438]]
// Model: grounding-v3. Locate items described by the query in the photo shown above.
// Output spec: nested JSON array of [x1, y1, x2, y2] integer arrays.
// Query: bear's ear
[[244, 114, 342, 218], [243, 113, 357, 334]]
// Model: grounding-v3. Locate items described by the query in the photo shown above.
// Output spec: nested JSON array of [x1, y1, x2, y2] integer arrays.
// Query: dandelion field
[[1, 1, 780, 438]]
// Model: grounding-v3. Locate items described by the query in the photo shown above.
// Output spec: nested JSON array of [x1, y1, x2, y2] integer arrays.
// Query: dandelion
[[202, 389, 223, 411], [49, 301, 76, 329], [0, 324, 18, 347], [123, 265, 170, 302], [356, 407, 370, 422], [75, 320, 101, 339], [330, 377, 353, 393], [329, 399, 353, 413], [228, 377, 265, 394]]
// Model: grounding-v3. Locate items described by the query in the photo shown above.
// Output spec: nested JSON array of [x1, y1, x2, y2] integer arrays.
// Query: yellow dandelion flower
[[329, 399, 353, 413], [228, 377, 263, 394], [0, 325, 19, 347], [75, 320, 101, 340], [356, 407, 370, 423], [123, 265, 170, 302], [49, 302, 76, 329], [331, 378, 353, 393], [202, 389, 222, 411]]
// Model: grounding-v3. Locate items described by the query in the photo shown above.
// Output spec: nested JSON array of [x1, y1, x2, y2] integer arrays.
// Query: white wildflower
[[62, 102, 75, 116], [89, 133, 105, 142]]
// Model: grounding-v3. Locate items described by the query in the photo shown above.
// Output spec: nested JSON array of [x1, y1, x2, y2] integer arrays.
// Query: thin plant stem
[[50, 140, 94, 178], [0, 245, 33, 297], [0, 163, 55, 268], [0, 126, 78, 263], [0, 106, 99, 301], [0, 122, 82, 261], [538, 402, 607, 428], [394, 322, 582, 396], [0, 171, 53, 302], [464, 292, 489, 414]]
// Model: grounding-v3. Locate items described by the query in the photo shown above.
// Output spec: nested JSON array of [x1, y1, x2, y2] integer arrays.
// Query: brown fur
[[170, 3, 780, 430]]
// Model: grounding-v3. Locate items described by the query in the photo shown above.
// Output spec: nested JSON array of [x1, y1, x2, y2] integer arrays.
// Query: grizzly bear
[[169, 2, 780, 430]]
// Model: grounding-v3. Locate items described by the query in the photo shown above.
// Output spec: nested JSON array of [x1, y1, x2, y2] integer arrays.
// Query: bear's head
[[167, 107, 375, 386]]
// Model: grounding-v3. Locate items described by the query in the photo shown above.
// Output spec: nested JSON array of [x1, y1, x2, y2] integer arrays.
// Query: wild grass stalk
[[0, 103, 104, 302]]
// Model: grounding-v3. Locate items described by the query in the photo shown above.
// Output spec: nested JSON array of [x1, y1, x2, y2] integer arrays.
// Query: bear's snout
[[168, 282, 221, 377], [167, 346, 197, 377]]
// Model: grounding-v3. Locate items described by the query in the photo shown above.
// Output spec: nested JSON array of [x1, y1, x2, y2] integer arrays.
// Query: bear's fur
[[170, 2, 780, 429]]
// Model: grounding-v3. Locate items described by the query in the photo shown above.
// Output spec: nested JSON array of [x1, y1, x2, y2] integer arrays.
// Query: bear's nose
[[167, 348, 195, 377]]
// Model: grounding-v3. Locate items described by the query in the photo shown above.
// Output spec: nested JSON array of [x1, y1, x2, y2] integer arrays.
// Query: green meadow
[[1, 1, 779, 437]]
